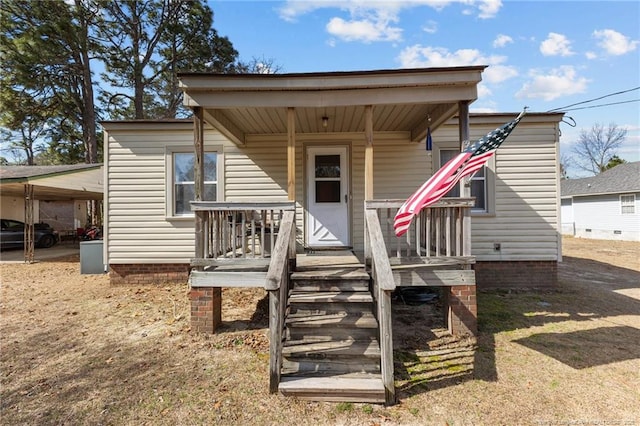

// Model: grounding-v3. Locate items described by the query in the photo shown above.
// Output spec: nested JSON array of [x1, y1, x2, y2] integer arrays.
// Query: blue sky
[[209, 0, 640, 176]]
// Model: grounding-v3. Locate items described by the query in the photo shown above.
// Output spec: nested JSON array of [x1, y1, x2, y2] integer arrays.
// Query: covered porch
[[179, 67, 484, 404]]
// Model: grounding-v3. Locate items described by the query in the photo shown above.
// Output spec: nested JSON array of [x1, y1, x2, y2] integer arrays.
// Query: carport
[[0, 164, 103, 262]]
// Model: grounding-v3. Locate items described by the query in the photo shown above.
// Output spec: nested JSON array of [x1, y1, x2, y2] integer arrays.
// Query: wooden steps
[[279, 376, 385, 403], [278, 266, 386, 403]]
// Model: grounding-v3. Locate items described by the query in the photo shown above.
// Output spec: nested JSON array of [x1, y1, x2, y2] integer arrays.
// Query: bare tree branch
[[570, 123, 627, 175]]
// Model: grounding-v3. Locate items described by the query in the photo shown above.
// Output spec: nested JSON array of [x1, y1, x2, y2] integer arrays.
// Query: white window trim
[[435, 144, 496, 216], [620, 194, 635, 215], [165, 145, 224, 220]]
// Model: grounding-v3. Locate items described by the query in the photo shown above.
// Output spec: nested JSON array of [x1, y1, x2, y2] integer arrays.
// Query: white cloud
[[476, 0, 502, 19], [326, 11, 402, 43], [422, 20, 438, 34], [477, 83, 492, 98], [493, 34, 513, 48], [585, 51, 597, 60], [397, 45, 517, 83], [278, 0, 504, 29], [593, 29, 639, 56], [484, 64, 518, 83], [471, 106, 499, 113], [516, 66, 589, 101], [540, 32, 574, 57]]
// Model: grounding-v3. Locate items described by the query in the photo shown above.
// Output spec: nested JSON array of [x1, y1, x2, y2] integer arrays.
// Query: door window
[[315, 155, 341, 203]]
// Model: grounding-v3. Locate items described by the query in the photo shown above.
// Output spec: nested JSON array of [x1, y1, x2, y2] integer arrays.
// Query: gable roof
[[561, 162, 640, 197]]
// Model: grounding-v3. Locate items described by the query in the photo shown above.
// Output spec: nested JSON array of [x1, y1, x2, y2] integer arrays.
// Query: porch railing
[[364, 198, 474, 406], [365, 198, 475, 261], [189, 201, 297, 393], [265, 209, 296, 393], [190, 201, 296, 262]]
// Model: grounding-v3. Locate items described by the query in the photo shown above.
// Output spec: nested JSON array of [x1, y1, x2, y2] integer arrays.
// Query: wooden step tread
[[291, 269, 370, 281], [292, 282, 369, 292], [282, 359, 380, 375], [289, 291, 373, 303], [286, 312, 378, 328], [283, 340, 380, 358], [279, 376, 385, 403]]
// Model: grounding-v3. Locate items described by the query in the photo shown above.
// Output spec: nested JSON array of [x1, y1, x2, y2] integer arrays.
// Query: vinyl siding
[[571, 193, 640, 241], [468, 122, 560, 261], [105, 115, 561, 264], [370, 120, 560, 261]]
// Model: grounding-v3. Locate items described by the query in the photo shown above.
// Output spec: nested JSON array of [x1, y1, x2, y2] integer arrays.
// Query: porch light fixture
[[322, 116, 329, 128]]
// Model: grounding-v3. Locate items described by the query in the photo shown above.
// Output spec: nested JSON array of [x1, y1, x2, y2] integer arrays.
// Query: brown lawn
[[1, 236, 639, 425]]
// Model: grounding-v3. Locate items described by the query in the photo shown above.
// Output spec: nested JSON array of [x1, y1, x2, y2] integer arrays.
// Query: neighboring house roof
[[561, 162, 640, 198], [0, 163, 101, 181], [0, 164, 104, 200]]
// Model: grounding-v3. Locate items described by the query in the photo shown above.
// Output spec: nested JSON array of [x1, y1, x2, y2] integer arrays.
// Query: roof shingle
[[561, 162, 640, 197]]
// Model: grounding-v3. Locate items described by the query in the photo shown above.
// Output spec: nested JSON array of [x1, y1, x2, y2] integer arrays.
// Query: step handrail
[[364, 207, 396, 405], [265, 209, 296, 393]]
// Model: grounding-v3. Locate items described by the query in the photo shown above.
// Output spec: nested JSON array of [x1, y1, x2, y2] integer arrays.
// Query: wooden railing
[[265, 209, 297, 393], [365, 198, 475, 260], [364, 198, 474, 405], [190, 201, 296, 261], [364, 208, 396, 405]]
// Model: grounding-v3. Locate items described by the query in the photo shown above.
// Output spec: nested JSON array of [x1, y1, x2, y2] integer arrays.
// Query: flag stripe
[[393, 111, 526, 237]]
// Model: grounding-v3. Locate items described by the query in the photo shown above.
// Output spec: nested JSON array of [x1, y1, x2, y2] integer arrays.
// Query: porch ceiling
[[179, 67, 486, 145]]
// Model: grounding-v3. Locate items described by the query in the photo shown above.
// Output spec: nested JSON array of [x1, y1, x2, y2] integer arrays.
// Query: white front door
[[306, 146, 350, 248]]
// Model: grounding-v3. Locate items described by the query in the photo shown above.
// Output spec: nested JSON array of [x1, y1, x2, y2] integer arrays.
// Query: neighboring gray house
[[561, 162, 640, 241]]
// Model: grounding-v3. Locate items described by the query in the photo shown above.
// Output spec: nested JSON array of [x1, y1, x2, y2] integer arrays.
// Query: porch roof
[[178, 66, 486, 145]]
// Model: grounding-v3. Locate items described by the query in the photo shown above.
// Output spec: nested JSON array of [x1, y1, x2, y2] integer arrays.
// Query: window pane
[[316, 181, 341, 203], [204, 153, 217, 182], [174, 153, 194, 183], [175, 183, 195, 215], [440, 150, 460, 198], [470, 179, 486, 210], [315, 155, 341, 178], [204, 184, 217, 201], [621, 195, 635, 214], [175, 152, 217, 183]]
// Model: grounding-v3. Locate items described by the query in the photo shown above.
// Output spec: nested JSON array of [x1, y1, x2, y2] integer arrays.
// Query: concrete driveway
[[0, 242, 80, 263]]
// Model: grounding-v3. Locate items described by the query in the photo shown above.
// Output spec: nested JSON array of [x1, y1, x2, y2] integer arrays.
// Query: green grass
[[336, 402, 353, 413]]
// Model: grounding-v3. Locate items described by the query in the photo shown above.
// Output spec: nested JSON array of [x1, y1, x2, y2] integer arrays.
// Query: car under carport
[[0, 164, 103, 262]]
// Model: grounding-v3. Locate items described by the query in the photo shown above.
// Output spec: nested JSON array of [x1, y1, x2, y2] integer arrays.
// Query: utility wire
[[559, 98, 640, 112], [547, 86, 640, 112]]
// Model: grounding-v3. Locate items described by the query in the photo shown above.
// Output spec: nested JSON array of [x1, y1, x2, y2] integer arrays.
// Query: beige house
[[102, 67, 563, 403]]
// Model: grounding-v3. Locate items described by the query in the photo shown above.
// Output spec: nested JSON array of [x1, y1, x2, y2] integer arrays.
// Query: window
[[621, 194, 635, 214], [439, 149, 490, 213], [167, 147, 222, 218], [315, 154, 341, 203]]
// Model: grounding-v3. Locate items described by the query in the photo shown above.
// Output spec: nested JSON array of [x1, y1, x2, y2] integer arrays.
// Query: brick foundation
[[474, 261, 557, 289], [189, 287, 222, 333], [109, 263, 190, 285], [444, 285, 477, 336]]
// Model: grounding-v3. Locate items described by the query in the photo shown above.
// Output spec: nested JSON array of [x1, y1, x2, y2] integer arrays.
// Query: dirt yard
[[1, 237, 639, 425]]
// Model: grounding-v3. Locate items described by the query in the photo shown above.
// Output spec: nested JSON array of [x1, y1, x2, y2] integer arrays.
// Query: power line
[[560, 99, 640, 112], [547, 86, 640, 112]]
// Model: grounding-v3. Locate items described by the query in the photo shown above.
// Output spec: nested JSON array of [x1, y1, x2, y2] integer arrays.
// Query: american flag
[[393, 110, 527, 237]]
